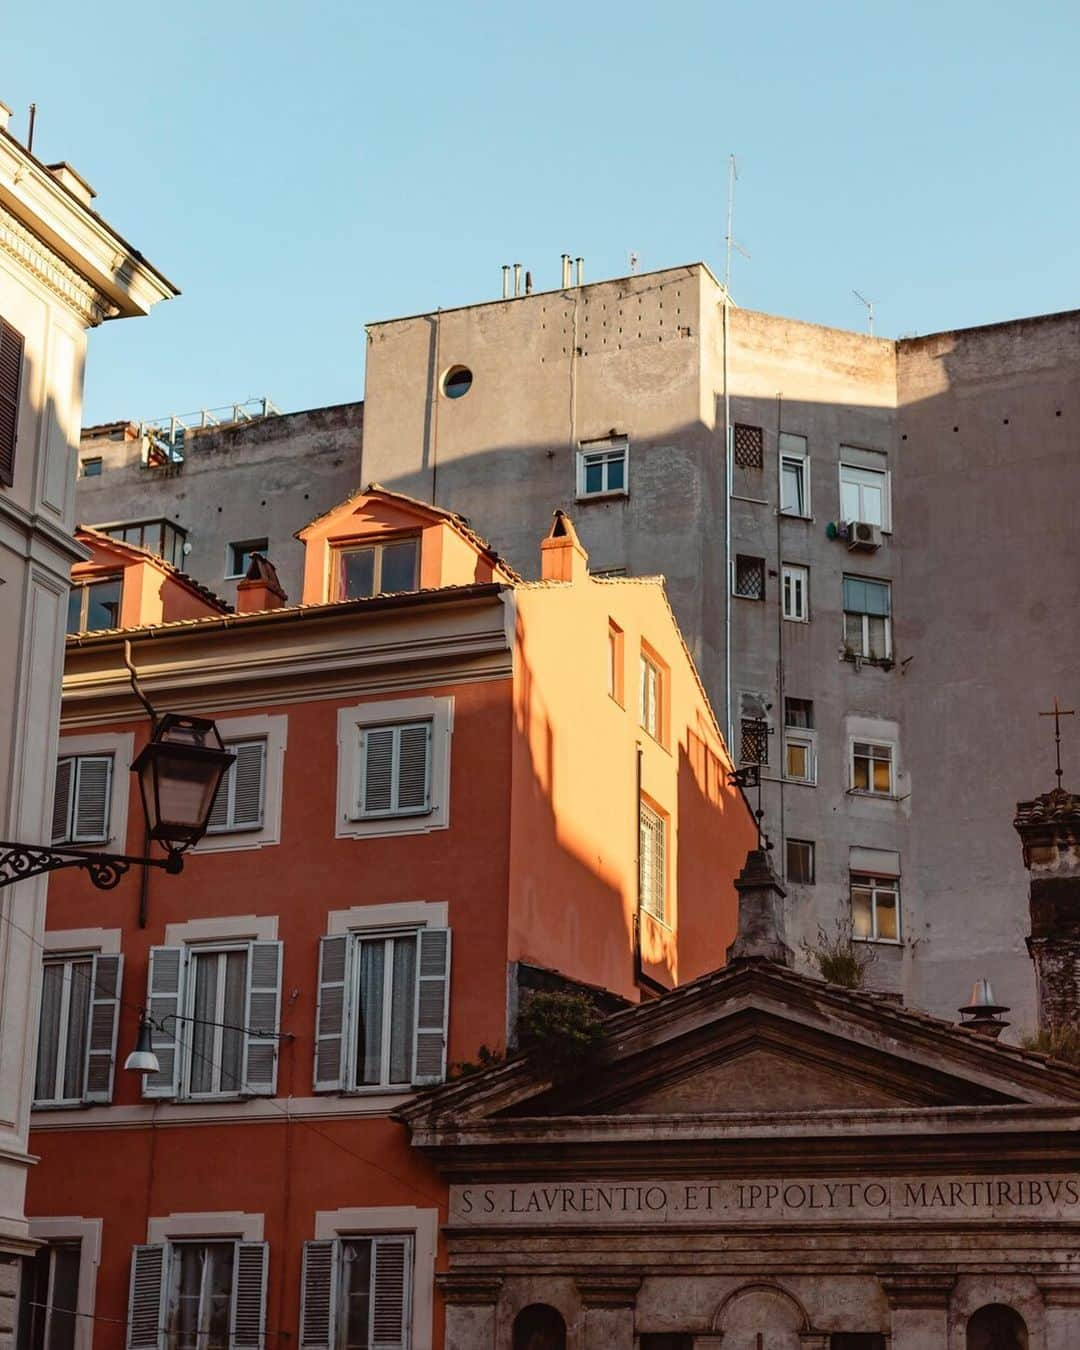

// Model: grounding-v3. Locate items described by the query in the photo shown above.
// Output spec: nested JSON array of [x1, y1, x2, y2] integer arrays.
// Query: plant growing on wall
[[1021, 1023, 1080, 1067], [517, 990, 604, 1081], [801, 920, 876, 990], [448, 1044, 504, 1079]]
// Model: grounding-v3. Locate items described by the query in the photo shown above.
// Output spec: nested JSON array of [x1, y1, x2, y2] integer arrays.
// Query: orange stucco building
[[25, 489, 753, 1350]]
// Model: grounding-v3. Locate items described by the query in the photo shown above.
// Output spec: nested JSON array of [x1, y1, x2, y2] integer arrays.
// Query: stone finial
[[1014, 785, 1080, 1036], [726, 848, 792, 966]]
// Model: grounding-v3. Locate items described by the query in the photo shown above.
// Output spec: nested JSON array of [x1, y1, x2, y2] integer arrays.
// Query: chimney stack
[[235, 553, 288, 614], [1014, 785, 1080, 1036], [540, 510, 589, 584], [726, 848, 792, 966]]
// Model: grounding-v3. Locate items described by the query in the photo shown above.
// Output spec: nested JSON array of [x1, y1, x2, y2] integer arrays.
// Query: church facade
[[402, 853, 1080, 1350]]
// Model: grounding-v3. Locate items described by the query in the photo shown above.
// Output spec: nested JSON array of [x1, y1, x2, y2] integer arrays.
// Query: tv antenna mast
[[853, 289, 875, 336], [724, 154, 750, 294], [628, 251, 640, 275]]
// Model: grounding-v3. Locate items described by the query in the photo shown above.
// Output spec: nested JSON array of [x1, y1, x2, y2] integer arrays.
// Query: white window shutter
[[51, 757, 73, 843], [396, 724, 430, 812], [126, 1244, 167, 1350], [361, 727, 395, 814], [73, 755, 112, 842], [412, 927, 451, 1085], [142, 947, 184, 1098], [207, 768, 230, 832], [299, 1240, 338, 1350], [242, 941, 282, 1095], [313, 935, 350, 1092], [370, 1235, 411, 1350], [232, 742, 266, 828], [84, 953, 123, 1103], [230, 1241, 269, 1350]]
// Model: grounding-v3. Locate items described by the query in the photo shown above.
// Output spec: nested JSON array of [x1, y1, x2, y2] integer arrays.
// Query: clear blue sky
[[7, 1, 1080, 426]]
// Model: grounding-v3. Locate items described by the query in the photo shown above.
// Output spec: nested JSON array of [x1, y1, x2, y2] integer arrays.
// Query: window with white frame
[[842, 575, 891, 660], [851, 740, 894, 795], [126, 1238, 268, 1350], [639, 651, 664, 743], [206, 740, 266, 834], [301, 1235, 413, 1350], [840, 456, 890, 529], [851, 873, 901, 942], [334, 537, 420, 601], [786, 839, 815, 885], [139, 941, 282, 1101], [576, 437, 628, 499], [779, 432, 809, 516], [51, 755, 112, 845], [314, 926, 451, 1092], [17, 1240, 80, 1350], [782, 564, 809, 622], [784, 732, 815, 784], [639, 801, 666, 923], [337, 698, 452, 841], [34, 953, 123, 1107]]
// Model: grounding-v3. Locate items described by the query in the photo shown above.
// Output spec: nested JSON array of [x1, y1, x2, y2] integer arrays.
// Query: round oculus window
[[442, 365, 473, 399]]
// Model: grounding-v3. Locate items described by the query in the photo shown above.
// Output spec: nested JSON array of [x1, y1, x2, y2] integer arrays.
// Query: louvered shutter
[[142, 947, 184, 1098], [51, 757, 74, 843], [360, 727, 395, 815], [313, 935, 350, 1091], [299, 1240, 338, 1350], [126, 1244, 167, 1350], [0, 318, 23, 488], [242, 941, 282, 1095], [395, 724, 430, 813], [231, 742, 266, 828], [412, 928, 451, 1085], [370, 1236, 411, 1350], [230, 1241, 269, 1350], [207, 769, 230, 832], [84, 953, 123, 1102], [73, 756, 113, 842]]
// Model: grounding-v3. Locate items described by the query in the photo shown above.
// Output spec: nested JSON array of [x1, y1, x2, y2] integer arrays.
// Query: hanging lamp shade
[[131, 714, 235, 854], [123, 1014, 160, 1074]]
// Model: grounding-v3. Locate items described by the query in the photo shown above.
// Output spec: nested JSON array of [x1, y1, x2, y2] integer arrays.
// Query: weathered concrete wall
[[76, 402, 363, 603]]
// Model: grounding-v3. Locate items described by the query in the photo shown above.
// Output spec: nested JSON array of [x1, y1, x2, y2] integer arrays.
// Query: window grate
[[740, 718, 770, 765], [734, 555, 765, 600], [733, 423, 763, 468]]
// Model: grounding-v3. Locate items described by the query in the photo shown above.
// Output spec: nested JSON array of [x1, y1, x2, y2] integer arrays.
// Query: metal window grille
[[734, 555, 765, 600], [733, 423, 763, 468], [740, 718, 769, 765]]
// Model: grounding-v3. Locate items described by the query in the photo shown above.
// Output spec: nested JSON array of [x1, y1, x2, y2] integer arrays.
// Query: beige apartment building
[[356, 263, 1079, 1034], [0, 103, 175, 1345]]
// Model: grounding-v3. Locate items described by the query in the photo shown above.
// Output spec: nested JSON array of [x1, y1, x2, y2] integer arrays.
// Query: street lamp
[[0, 714, 234, 891]]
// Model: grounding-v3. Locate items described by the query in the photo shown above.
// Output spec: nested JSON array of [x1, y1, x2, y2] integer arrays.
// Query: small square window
[[81, 457, 103, 478], [782, 563, 809, 621], [733, 423, 763, 468], [734, 555, 765, 600], [577, 439, 628, 498], [227, 539, 269, 579], [66, 577, 121, 634], [784, 734, 815, 784], [851, 741, 894, 795], [787, 838, 815, 884], [784, 697, 814, 729], [851, 872, 901, 942], [335, 538, 419, 599]]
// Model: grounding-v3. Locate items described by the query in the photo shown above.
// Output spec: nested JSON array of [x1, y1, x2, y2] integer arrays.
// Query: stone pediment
[[400, 962, 1080, 1133]]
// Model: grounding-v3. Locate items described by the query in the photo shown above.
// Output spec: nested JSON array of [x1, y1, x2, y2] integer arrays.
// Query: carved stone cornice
[[435, 1272, 503, 1306], [576, 1274, 642, 1307], [1037, 1277, 1080, 1307], [0, 205, 109, 326], [879, 1271, 956, 1308]]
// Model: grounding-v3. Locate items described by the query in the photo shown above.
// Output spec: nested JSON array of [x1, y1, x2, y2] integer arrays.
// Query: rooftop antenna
[[26, 103, 36, 154], [628, 251, 639, 275], [724, 153, 750, 294], [853, 289, 875, 336]]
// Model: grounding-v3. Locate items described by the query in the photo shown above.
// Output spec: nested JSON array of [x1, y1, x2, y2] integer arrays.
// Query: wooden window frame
[[786, 838, 815, 885], [851, 872, 902, 944], [850, 739, 895, 796], [331, 535, 420, 602]]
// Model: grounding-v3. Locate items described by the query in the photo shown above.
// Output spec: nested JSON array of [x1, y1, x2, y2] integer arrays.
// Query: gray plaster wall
[[359, 265, 1079, 1033], [76, 401, 363, 604]]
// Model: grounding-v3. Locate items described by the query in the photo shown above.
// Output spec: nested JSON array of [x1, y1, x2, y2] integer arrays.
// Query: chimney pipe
[[513, 263, 522, 297], [958, 977, 1010, 1039], [502, 265, 511, 300], [576, 257, 584, 286], [525, 270, 533, 295], [561, 254, 571, 289]]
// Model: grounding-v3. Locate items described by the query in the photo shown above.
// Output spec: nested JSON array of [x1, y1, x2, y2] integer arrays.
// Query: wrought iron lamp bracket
[[0, 839, 182, 891]]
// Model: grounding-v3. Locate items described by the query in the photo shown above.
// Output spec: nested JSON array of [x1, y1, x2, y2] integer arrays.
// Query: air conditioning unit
[[846, 520, 882, 551]]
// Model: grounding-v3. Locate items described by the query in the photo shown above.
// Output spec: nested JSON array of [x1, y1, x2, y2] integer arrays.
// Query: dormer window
[[67, 576, 121, 633], [335, 537, 419, 600]]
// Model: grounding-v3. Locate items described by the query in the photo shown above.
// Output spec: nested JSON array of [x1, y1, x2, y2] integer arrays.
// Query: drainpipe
[[723, 292, 733, 750], [633, 742, 667, 997], [775, 393, 786, 861]]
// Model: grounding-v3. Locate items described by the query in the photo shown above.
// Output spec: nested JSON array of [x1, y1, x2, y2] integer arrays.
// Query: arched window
[[513, 1303, 567, 1350], [966, 1304, 1029, 1350]]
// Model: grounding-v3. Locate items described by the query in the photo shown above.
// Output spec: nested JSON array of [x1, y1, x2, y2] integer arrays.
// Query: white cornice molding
[[0, 206, 108, 325], [0, 131, 177, 318]]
